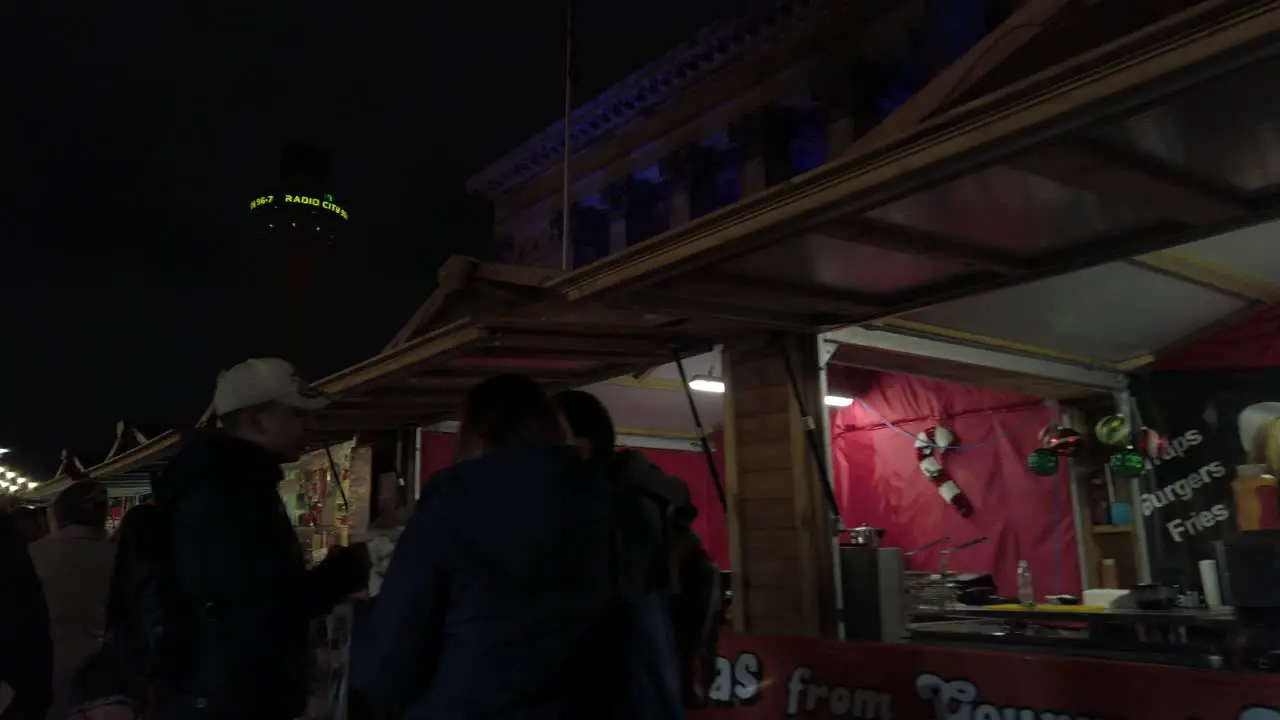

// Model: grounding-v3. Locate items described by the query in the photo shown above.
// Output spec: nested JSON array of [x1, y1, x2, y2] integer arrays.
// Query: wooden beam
[[615, 292, 826, 332], [1129, 250, 1280, 303], [385, 258, 565, 353], [384, 257, 477, 352], [662, 271, 884, 316], [844, 0, 1077, 155], [316, 409, 454, 431], [332, 393, 467, 410], [818, 219, 1032, 273], [484, 330, 677, 358], [1008, 137, 1251, 225], [883, 318, 1121, 368], [604, 375, 685, 393], [320, 323, 489, 397]]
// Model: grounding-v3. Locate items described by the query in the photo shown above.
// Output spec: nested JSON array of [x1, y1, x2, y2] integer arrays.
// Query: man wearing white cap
[[136, 359, 368, 720]]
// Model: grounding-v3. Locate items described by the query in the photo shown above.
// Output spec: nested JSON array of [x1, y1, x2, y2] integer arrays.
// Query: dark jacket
[[350, 446, 615, 719], [151, 432, 364, 720], [0, 512, 52, 720]]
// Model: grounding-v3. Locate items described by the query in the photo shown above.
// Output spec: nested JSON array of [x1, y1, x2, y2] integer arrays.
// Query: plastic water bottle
[[1016, 560, 1035, 606]]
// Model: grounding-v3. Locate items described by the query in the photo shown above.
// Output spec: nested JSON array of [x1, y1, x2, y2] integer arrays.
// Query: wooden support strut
[[844, 0, 1078, 156]]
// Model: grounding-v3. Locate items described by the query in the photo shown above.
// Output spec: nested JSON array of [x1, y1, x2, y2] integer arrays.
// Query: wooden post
[[722, 333, 838, 637]]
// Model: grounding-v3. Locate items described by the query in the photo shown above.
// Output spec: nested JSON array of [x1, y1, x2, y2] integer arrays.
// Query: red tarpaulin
[[827, 366, 1080, 598], [418, 431, 730, 568], [1156, 302, 1280, 371]]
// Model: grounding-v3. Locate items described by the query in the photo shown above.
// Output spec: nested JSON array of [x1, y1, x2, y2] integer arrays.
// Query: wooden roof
[[547, 0, 1280, 333], [67, 257, 715, 483]]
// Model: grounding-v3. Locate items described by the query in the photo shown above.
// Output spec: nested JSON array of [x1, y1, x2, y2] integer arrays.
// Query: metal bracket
[[819, 339, 840, 368]]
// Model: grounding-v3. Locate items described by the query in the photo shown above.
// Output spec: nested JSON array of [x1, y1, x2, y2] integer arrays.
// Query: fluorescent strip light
[[688, 376, 726, 394], [824, 395, 854, 408]]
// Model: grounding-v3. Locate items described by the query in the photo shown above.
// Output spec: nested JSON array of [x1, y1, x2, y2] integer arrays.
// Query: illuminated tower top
[[248, 143, 348, 243]]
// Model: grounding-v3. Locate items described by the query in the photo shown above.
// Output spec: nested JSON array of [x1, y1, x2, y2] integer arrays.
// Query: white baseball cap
[[213, 358, 331, 416], [1239, 402, 1280, 453]]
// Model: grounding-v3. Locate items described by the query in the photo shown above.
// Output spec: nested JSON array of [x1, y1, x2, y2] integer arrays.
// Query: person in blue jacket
[[350, 374, 618, 719]]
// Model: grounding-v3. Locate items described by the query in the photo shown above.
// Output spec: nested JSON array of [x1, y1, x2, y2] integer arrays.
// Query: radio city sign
[[249, 193, 349, 221]]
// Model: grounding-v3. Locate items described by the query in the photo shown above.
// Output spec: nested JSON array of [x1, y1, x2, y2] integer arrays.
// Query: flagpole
[[560, 0, 573, 271]]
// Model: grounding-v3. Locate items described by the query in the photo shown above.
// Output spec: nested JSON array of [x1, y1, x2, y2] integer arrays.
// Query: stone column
[[811, 62, 860, 158], [602, 181, 630, 256], [729, 111, 768, 198], [547, 210, 570, 269], [761, 105, 798, 186], [660, 149, 694, 229], [721, 333, 838, 637]]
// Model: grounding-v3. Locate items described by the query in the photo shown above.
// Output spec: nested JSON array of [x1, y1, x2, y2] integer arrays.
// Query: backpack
[[69, 503, 195, 716], [598, 484, 683, 720], [609, 483, 725, 714], [665, 509, 724, 709]]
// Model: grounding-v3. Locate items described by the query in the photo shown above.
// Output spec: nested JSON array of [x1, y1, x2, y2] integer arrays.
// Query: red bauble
[[1137, 426, 1167, 460], [1046, 427, 1084, 456]]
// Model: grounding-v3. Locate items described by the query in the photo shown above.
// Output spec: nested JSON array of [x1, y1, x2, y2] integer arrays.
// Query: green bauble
[[1095, 414, 1132, 447], [1027, 448, 1060, 477], [1109, 448, 1147, 479]]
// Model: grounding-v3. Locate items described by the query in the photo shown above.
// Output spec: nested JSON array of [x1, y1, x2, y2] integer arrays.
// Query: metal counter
[[907, 606, 1239, 669]]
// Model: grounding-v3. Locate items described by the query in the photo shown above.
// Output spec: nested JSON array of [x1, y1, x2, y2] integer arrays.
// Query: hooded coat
[[350, 446, 616, 719]]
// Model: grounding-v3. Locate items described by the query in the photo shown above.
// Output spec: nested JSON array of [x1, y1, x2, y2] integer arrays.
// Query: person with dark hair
[[556, 389, 724, 714], [350, 374, 617, 718], [0, 496, 53, 720], [125, 358, 368, 720], [28, 481, 116, 719], [11, 506, 47, 545]]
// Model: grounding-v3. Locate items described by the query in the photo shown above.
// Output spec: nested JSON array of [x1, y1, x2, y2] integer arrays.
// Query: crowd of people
[[0, 358, 722, 720]]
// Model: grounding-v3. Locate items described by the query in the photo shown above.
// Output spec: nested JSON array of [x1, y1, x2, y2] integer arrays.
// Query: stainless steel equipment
[[839, 545, 906, 641], [940, 536, 989, 575], [905, 537, 991, 612], [845, 525, 886, 548], [904, 536, 951, 557]]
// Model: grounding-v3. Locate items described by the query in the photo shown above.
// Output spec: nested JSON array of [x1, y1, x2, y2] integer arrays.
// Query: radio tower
[[247, 143, 349, 366]]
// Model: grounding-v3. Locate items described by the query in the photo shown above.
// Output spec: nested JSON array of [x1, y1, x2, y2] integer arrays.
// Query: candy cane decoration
[[915, 426, 975, 518]]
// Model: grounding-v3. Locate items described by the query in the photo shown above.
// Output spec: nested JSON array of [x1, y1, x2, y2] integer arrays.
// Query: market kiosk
[[523, 3, 1280, 714]]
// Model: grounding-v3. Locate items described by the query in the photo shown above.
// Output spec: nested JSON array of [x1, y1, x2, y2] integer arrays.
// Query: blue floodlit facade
[[467, 0, 1001, 269]]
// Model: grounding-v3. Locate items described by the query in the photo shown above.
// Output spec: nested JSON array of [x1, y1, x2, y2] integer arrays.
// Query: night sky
[[1, 0, 743, 478]]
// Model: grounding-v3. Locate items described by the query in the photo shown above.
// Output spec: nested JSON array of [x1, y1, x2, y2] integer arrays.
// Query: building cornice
[[465, 0, 836, 201]]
